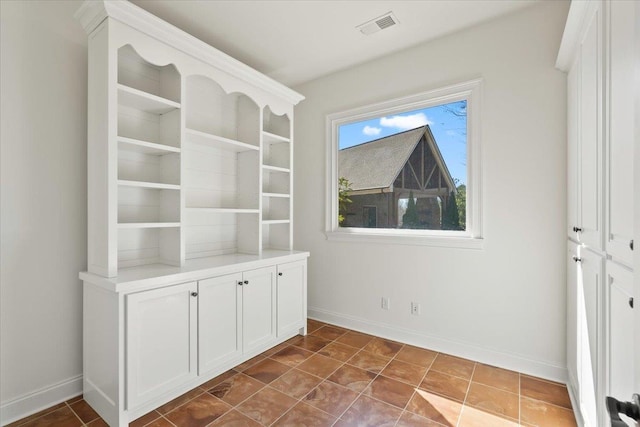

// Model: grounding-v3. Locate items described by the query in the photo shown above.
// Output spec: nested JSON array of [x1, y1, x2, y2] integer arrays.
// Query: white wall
[[294, 0, 570, 381], [0, 0, 87, 423]]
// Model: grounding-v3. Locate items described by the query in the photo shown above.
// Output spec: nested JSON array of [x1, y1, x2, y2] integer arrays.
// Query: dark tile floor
[[8, 319, 577, 426]]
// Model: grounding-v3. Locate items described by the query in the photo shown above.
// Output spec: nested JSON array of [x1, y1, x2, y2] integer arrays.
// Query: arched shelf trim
[[263, 105, 291, 140], [117, 44, 182, 103], [185, 74, 261, 147]]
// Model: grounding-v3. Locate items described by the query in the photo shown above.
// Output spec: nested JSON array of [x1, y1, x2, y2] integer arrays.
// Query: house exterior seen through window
[[326, 79, 482, 248], [338, 101, 467, 231]]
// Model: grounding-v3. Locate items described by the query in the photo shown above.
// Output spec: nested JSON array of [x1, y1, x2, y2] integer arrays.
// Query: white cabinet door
[[577, 249, 603, 427], [242, 266, 276, 353], [578, 3, 604, 251], [605, 0, 635, 267], [277, 260, 306, 336], [126, 282, 198, 409], [605, 261, 635, 425], [198, 273, 243, 375], [567, 241, 580, 396], [567, 60, 580, 238]]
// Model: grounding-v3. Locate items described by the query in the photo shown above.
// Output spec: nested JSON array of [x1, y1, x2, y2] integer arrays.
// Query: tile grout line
[[392, 351, 437, 426], [457, 362, 477, 427], [323, 338, 396, 425], [64, 401, 86, 426], [519, 372, 522, 425], [266, 328, 352, 426]]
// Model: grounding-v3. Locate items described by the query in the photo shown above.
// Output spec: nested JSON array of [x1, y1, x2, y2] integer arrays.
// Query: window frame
[[325, 78, 483, 249]]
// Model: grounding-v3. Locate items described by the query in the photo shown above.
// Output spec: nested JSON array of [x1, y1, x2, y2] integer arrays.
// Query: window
[[326, 79, 483, 248]]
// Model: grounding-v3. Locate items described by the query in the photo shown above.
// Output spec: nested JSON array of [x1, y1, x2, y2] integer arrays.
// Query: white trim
[[308, 306, 567, 383], [567, 371, 586, 427], [556, 1, 596, 72], [0, 375, 83, 426], [325, 78, 483, 248], [326, 229, 484, 249], [74, 0, 304, 106]]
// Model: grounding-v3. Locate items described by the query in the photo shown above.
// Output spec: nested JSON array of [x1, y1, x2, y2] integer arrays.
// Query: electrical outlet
[[381, 297, 390, 310], [411, 302, 420, 315]]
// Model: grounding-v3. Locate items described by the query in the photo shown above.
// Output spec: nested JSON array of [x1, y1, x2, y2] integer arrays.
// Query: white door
[[606, 0, 634, 267], [567, 58, 580, 238], [198, 273, 243, 375], [277, 260, 306, 336], [126, 282, 198, 409], [577, 249, 603, 427], [242, 266, 276, 353], [578, 3, 604, 251], [567, 241, 580, 398], [606, 261, 635, 426]]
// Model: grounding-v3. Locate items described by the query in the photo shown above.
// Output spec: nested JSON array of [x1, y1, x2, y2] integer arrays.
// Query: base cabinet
[[242, 267, 277, 353], [126, 282, 198, 410], [605, 261, 635, 425], [198, 267, 276, 375], [198, 274, 242, 375], [276, 261, 307, 337], [82, 253, 308, 426]]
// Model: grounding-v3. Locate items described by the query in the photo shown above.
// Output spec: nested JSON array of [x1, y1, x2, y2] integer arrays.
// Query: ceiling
[[131, 0, 538, 87]]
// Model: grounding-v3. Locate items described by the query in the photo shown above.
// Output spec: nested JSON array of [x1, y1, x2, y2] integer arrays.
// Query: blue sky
[[338, 100, 467, 185]]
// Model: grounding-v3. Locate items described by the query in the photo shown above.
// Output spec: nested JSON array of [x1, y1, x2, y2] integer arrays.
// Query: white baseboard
[[566, 372, 585, 427], [308, 306, 568, 383], [0, 375, 82, 426]]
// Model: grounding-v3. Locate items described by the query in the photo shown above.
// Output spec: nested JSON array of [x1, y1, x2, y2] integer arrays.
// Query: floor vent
[[357, 12, 399, 36]]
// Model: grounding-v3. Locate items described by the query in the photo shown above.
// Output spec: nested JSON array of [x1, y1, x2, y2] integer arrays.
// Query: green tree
[[441, 191, 460, 230], [338, 177, 352, 225], [402, 191, 420, 228], [456, 184, 466, 230]]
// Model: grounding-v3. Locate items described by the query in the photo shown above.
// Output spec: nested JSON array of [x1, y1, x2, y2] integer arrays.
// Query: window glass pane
[[338, 100, 467, 231]]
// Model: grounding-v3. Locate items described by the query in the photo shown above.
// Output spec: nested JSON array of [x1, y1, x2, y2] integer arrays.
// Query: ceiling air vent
[[357, 12, 399, 36]]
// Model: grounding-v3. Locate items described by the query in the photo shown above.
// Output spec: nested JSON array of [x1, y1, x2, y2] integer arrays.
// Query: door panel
[[606, 261, 635, 425], [578, 6, 604, 251], [126, 282, 197, 409], [606, 0, 635, 266], [242, 266, 276, 353], [577, 249, 603, 426], [198, 273, 242, 375], [277, 261, 306, 336], [567, 241, 580, 394], [567, 61, 580, 238]]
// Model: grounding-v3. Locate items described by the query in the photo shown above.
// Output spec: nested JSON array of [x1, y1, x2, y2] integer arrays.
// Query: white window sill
[[325, 229, 484, 249]]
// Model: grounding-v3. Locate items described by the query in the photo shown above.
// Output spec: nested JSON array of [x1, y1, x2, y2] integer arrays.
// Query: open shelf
[[185, 128, 259, 153], [118, 84, 180, 114], [263, 106, 290, 140], [262, 165, 290, 173], [262, 131, 290, 145], [118, 180, 180, 190], [262, 219, 290, 225], [118, 222, 181, 229], [263, 192, 290, 198], [118, 136, 181, 155], [185, 207, 259, 214]]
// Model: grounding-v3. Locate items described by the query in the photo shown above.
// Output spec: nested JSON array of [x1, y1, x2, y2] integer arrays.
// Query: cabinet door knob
[[244, 280, 249, 285], [237, 281, 243, 286], [630, 240, 634, 251], [630, 297, 634, 309], [278, 272, 283, 276], [572, 256, 582, 263], [573, 226, 583, 233], [191, 292, 198, 297]]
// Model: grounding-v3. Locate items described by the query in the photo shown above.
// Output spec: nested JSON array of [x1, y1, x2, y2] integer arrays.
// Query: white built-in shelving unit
[[76, 1, 308, 426], [79, 8, 304, 277]]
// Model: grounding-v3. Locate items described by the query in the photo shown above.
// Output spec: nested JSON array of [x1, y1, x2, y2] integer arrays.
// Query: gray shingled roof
[[338, 126, 426, 191]]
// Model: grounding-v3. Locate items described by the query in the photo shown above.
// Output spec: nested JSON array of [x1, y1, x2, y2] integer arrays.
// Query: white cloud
[[380, 113, 431, 130], [362, 125, 382, 136], [446, 130, 458, 136]]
